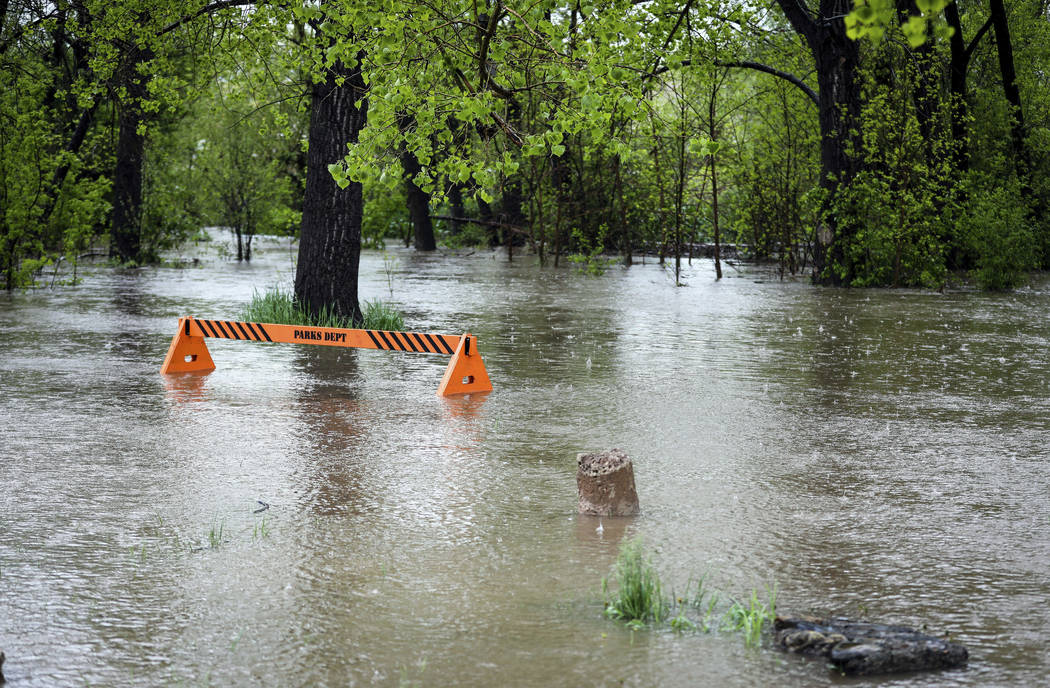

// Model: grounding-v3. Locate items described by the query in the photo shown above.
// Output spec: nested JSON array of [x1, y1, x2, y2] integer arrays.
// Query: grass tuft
[[241, 285, 405, 330], [362, 298, 405, 331], [603, 538, 669, 624], [722, 585, 778, 647], [600, 541, 778, 646], [208, 519, 226, 549]]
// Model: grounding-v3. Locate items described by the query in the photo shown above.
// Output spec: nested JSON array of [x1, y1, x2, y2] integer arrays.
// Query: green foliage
[[567, 225, 615, 276], [140, 119, 204, 262], [729, 78, 821, 274], [162, 71, 306, 261], [0, 25, 111, 289], [207, 519, 226, 549], [242, 285, 352, 328], [956, 173, 1037, 290], [4, 0, 1046, 291], [845, 0, 954, 45], [252, 516, 271, 541], [832, 172, 949, 289], [829, 53, 956, 288], [669, 611, 698, 632], [361, 175, 411, 249]]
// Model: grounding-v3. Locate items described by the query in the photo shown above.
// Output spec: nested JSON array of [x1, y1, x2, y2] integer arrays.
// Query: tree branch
[[649, 0, 695, 76], [964, 16, 994, 65], [716, 59, 819, 108], [431, 214, 525, 231], [158, 0, 259, 38], [0, 6, 61, 56], [476, 1, 515, 99]]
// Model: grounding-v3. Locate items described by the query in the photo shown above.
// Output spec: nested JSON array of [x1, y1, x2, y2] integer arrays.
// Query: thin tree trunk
[[709, 78, 723, 280], [945, 7, 993, 172], [945, 2, 971, 171], [448, 182, 466, 235], [399, 147, 436, 250], [989, 0, 1029, 174], [396, 114, 436, 250]]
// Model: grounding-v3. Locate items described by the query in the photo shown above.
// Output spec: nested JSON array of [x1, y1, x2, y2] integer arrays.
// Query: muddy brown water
[[2, 235, 1049, 686]]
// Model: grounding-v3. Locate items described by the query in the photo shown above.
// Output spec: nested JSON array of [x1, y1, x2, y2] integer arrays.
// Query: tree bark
[[294, 41, 369, 323], [399, 147, 436, 250], [110, 46, 151, 263], [945, 5, 993, 172], [447, 182, 466, 236], [988, 0, 1029, 175], [945, 2, 971, 170], [396, 113, 436, 250], [773, 0, 863, 284]]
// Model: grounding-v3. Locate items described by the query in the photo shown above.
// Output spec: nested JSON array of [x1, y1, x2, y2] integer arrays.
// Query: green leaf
[[903, 16, 928, 47]]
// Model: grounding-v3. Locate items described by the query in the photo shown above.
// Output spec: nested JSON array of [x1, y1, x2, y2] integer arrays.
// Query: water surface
[[2, 235, 1049, 686]]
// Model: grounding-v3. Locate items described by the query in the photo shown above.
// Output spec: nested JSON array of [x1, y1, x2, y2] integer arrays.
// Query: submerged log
[[774, 615, 968, 676], [577, 449, 640, 516]]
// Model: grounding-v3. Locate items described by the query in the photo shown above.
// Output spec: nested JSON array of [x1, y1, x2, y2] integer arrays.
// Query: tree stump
[[577, 449, 640, 516], [774, 615, 968, 676]]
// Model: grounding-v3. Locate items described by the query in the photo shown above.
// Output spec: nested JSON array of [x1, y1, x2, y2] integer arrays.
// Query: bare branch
[[716, 59, 819, 108]]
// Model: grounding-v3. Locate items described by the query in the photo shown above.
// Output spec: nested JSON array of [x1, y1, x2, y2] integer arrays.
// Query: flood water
[[2, 234, 1049, 686]]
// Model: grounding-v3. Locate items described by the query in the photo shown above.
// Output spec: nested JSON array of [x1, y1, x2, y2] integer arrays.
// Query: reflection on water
[[1, 238, 1049, 686], [162, 372, 212, 403]]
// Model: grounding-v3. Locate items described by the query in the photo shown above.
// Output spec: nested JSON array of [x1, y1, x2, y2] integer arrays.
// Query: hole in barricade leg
[[462, 375, 474, 385], [184, 354, 197, 363]]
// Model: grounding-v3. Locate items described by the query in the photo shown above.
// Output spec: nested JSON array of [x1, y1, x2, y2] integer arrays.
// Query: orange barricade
[[160, 316, 492, 397]]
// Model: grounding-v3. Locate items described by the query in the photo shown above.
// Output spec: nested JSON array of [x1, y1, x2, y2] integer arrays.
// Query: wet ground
[[2, 234, 1049, 686]]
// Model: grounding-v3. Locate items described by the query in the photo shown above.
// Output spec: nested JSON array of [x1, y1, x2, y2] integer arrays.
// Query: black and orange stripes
[[191, 318, 273, 342], [186, 317, 460, 354], [163, 316, 493, 396], [363, 328, 457, 355]]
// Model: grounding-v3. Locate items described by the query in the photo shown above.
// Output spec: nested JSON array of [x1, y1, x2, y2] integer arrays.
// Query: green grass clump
[[600, 541, 779, 647], [603, 538, 669, 624], [208, 519, 226, 549], [241, 285, 308, 325], [241, 285, 404, 330], [361, 298, 405, 331], [722, 586, 778, 647]]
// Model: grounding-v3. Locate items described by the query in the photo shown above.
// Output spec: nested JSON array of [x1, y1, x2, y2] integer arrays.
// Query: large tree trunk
[[774, 0, 863, 284], [812, 22, 863, 283], [110, 47, 151, 263], [294, 44, 368, 323]]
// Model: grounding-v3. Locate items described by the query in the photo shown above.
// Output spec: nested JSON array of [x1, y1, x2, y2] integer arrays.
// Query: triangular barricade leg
[[161, 318, 216, 374], [437, 334, 492, 397]]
